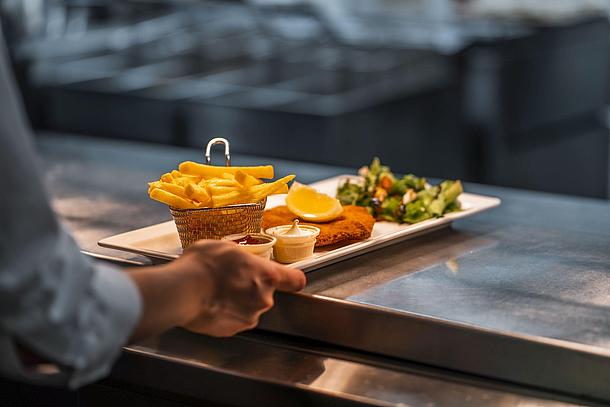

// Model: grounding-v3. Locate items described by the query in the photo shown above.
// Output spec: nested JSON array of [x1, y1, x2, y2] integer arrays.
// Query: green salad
[[337, 158, 463, 224]]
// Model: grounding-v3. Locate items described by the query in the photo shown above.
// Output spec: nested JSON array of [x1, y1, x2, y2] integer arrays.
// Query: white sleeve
[[0, 26, 141, 388]]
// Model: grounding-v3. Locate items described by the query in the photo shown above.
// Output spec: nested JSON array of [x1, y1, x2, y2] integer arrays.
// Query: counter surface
[[37, 132, 609, 406]]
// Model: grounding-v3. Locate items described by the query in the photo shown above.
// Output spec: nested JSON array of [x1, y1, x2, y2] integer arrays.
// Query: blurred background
[[2, 0, 610, 198]]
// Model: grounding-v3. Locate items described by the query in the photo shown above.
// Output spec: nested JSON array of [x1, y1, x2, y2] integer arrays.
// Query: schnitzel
[[262, 205, 374, 247], [262, 205, 375, 247]]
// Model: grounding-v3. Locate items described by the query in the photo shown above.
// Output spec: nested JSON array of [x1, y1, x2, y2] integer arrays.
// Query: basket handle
[[205, 138, 231, 166]]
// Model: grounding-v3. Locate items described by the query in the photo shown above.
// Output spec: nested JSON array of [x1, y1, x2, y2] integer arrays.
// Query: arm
[[0, 27, 305, 387], [0, 30, 141, 387]]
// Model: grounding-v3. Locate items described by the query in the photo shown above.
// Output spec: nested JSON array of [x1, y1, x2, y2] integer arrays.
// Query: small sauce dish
[[222, 233, 276, 260], [266, 219, 320, 264]]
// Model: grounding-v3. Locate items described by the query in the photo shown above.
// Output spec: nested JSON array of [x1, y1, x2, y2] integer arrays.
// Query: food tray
[[99, 175, 501, 272]]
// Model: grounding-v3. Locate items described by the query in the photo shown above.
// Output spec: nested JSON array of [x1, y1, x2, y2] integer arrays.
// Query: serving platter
[[99, 175, 501, 272]]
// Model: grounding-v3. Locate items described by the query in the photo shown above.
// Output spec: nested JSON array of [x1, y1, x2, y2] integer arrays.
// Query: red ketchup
[[231, 235, 268, 245]]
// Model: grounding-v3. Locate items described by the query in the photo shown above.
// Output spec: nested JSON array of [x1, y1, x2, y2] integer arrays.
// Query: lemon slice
[[286, 182, 343, 222]]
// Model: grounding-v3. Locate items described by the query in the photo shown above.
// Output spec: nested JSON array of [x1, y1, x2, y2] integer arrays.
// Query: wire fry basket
[[170, 138, 265, 248]]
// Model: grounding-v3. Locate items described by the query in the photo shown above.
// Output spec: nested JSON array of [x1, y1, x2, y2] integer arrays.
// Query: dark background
[[2, 0, 610, 198]]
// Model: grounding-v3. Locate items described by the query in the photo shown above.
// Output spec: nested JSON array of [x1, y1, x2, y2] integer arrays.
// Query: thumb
[[271, 264, 306, 292]]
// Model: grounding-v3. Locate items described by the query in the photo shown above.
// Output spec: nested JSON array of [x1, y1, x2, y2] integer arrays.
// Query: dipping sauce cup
[[266, 220, 320, 264], [222, 233, 276, 260]]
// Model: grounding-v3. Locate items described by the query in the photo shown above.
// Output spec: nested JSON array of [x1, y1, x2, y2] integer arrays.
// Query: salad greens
[[337, 158, 463, 224]]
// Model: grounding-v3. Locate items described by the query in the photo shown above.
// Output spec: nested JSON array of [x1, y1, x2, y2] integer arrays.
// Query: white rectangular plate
[[99, 175, 501, 272]]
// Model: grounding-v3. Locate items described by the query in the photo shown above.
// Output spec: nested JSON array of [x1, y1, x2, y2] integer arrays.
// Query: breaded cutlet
[[262, 205, 375, 247]]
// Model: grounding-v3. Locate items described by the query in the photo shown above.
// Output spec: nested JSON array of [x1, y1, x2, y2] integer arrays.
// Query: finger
[[269, 264, 306, 292], [249, 284, 274, 312], [233, 278, 274, 314], [216, 313, 260, 337], [183, 311, 259, 337], [188, 319, 256, 338]]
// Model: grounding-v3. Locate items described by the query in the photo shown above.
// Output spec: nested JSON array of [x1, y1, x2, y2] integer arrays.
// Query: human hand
[[128, 240, 305, 341], [178, 240, 305, 337]]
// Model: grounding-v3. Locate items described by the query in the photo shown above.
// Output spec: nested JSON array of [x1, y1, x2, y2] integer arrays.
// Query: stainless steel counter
[[116, 329, 578, 407], [36, 132, 608, 406], [261, 222, 610, 401]]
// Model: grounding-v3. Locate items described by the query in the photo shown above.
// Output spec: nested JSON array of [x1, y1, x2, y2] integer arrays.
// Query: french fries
[[235, 170, 262, 188], [148, 181, 187, 198], [150, 188, 199, 210], [148, 162, 293, 209], [184, 182, 211, 205], [179, 161, 274, 179], [247, 175, 296, 202]]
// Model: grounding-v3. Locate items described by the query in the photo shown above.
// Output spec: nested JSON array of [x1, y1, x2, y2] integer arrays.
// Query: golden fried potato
[[275, 183, 289, 194], [158, 182, 189, 198], [150, 188, 198, 209], [179, 162, 274, 179], [211, 191, 248, 208], [207, 185, 241, 196], [205, 178, 240, 187], [247, 175, 295, 201], [170, 170, 200, 181], [184, 182, 211, 205], [149, 161, 293, 209], [235, 170, 262, 188]]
